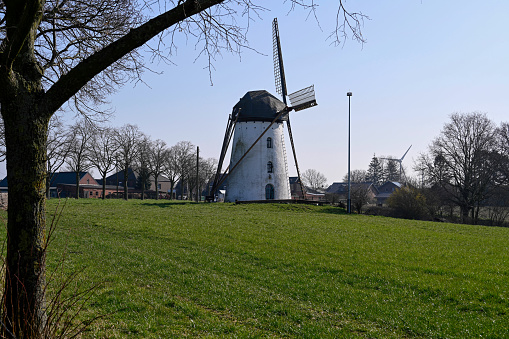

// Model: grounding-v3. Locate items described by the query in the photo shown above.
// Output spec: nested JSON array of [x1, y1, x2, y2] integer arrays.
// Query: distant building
[[375, 181, 403, 206], [104, 168, 175, 198], [51, 172, 117, 198], [326, 182, 378, 204], [289, 177, 326, 201]]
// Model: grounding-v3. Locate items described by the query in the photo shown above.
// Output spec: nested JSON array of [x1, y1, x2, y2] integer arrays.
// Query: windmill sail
[[273, 18, 288, 104], [289, 85, 317, 112]]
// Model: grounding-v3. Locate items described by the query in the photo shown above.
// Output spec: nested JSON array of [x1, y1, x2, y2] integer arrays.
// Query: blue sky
[[46, 1, 509, 184]]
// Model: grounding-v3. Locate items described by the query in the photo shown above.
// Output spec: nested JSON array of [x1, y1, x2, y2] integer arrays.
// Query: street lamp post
[[347, 92, 352, 214]]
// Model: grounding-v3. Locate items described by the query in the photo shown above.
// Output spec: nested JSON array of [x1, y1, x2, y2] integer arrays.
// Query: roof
[[378, 181, 402, 191], [50, 172, 89, 186], [0, 172, 90, 187], [326, 182, 348, 194], [326, 182, 378, 194], [104, 168, 136, 184], [232, 90, 288, 123]]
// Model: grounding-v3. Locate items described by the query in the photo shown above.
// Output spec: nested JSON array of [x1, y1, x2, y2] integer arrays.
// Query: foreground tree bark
[[0, 0, 364, 336], [0, 1, 229, 335], [3, 106, 49, 337]]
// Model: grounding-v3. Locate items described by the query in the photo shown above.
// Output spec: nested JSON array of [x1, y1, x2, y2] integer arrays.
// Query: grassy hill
[[3, 199, 508, 337]]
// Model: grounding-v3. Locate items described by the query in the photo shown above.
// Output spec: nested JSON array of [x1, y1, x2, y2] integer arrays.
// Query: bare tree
[[188, 156, 218, 201], [65, 119, 95, 198], [134, 135, 152, 200], [200, 157, 218, 197], [351, 184, 373, 214], [496, 122, 509, 186], [149, 139, 168, 200], [45, 114, 72, 198], [174, 141, 195, 199], [88, 126, 118, 199], [301, 168, 327, 190], [162, 145, 180, 200], [342, 169, 367, 183], [417, 112, 498, 223], [0, 0, 365, 335], [114, 124, 141, 200]]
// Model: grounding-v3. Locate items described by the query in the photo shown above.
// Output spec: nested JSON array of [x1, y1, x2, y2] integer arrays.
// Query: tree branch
[[43, 0, 224, 115]]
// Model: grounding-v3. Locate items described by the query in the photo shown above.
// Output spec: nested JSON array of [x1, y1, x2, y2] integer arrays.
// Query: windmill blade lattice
[[273, 18, 287, 104]]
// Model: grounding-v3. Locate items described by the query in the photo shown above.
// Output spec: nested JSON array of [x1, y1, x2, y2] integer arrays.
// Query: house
[[326, 182, 378, 203], [51, 171, 118, 198], [289, 177, 326, 201], [289, 176, 305, 199], [0, 172, 118, 198], [103, 168, 137, 190], [375, 181, 403, 206], [104, 168, 175, 198]]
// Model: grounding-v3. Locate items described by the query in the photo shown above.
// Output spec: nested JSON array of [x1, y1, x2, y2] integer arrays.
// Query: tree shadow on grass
[[318, 207, 347, 215], [140, 201, 200, 208]]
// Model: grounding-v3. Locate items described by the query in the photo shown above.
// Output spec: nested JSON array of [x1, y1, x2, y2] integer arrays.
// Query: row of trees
[[26, 116, 217, 201], [336, 112, 509, 224], [346, 156, 405, 188], [413, 112, 509, 224]]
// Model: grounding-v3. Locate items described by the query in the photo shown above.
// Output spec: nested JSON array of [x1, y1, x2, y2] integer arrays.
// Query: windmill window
[[267, 161, 273, 173], [265, 184, 275, 200], [267, 137, 272, 148]]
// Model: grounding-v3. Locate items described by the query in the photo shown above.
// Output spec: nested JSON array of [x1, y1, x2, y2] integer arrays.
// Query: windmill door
[[265, 184, 275, 200]]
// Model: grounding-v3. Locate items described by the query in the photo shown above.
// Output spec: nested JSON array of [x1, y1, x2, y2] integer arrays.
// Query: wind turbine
[[381, 145, 412, 183]]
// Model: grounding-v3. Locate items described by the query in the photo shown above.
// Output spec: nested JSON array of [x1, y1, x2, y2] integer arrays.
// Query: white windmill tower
[[209, 18, 317, 202]]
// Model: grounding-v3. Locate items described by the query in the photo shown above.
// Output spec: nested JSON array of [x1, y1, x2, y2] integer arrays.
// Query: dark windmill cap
[[232, 90, 288, 123]]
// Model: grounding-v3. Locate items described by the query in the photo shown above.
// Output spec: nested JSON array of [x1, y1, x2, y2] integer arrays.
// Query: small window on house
[[265, 184, 275, 200], [87, 179, 90, 184], [158, 184, 161, 189], [267, 161, 273, 173], [267, 137, 272, 148]]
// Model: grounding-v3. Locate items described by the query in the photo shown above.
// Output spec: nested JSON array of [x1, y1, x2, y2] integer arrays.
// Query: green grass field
[[3, 199, 509, 338]]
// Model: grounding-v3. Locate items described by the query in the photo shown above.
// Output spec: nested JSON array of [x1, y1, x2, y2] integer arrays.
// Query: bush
[[387, 187, 428, 220]]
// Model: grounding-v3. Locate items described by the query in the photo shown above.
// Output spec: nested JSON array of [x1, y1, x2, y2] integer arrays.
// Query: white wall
[[226, 121, 291, 202]]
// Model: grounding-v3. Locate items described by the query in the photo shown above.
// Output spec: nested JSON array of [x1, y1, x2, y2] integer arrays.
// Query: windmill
[[381, 145, 412, 183], [208, 18, 317, 202]]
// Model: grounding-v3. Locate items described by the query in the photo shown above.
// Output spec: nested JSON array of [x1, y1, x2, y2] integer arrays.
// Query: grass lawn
[[2, 199, 509, 337]]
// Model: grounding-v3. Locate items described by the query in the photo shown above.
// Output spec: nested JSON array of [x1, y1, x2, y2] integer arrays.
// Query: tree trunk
[[460, 205, 470, 224], [155, 176, 159, 200], [75, 171, 80, 199], [46, 174, 51, 199], [2, 103, 50, 338], [102, 173, 107, 199], [123, 167, 129, 200]]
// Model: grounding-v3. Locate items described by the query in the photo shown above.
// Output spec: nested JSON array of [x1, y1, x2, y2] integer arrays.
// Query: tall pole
[[347, 92, 352, 214], [196, 146, 200, 202]]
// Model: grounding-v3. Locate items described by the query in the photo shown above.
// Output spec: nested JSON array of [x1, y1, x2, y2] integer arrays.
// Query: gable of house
[[49, 172, 97, 186]]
